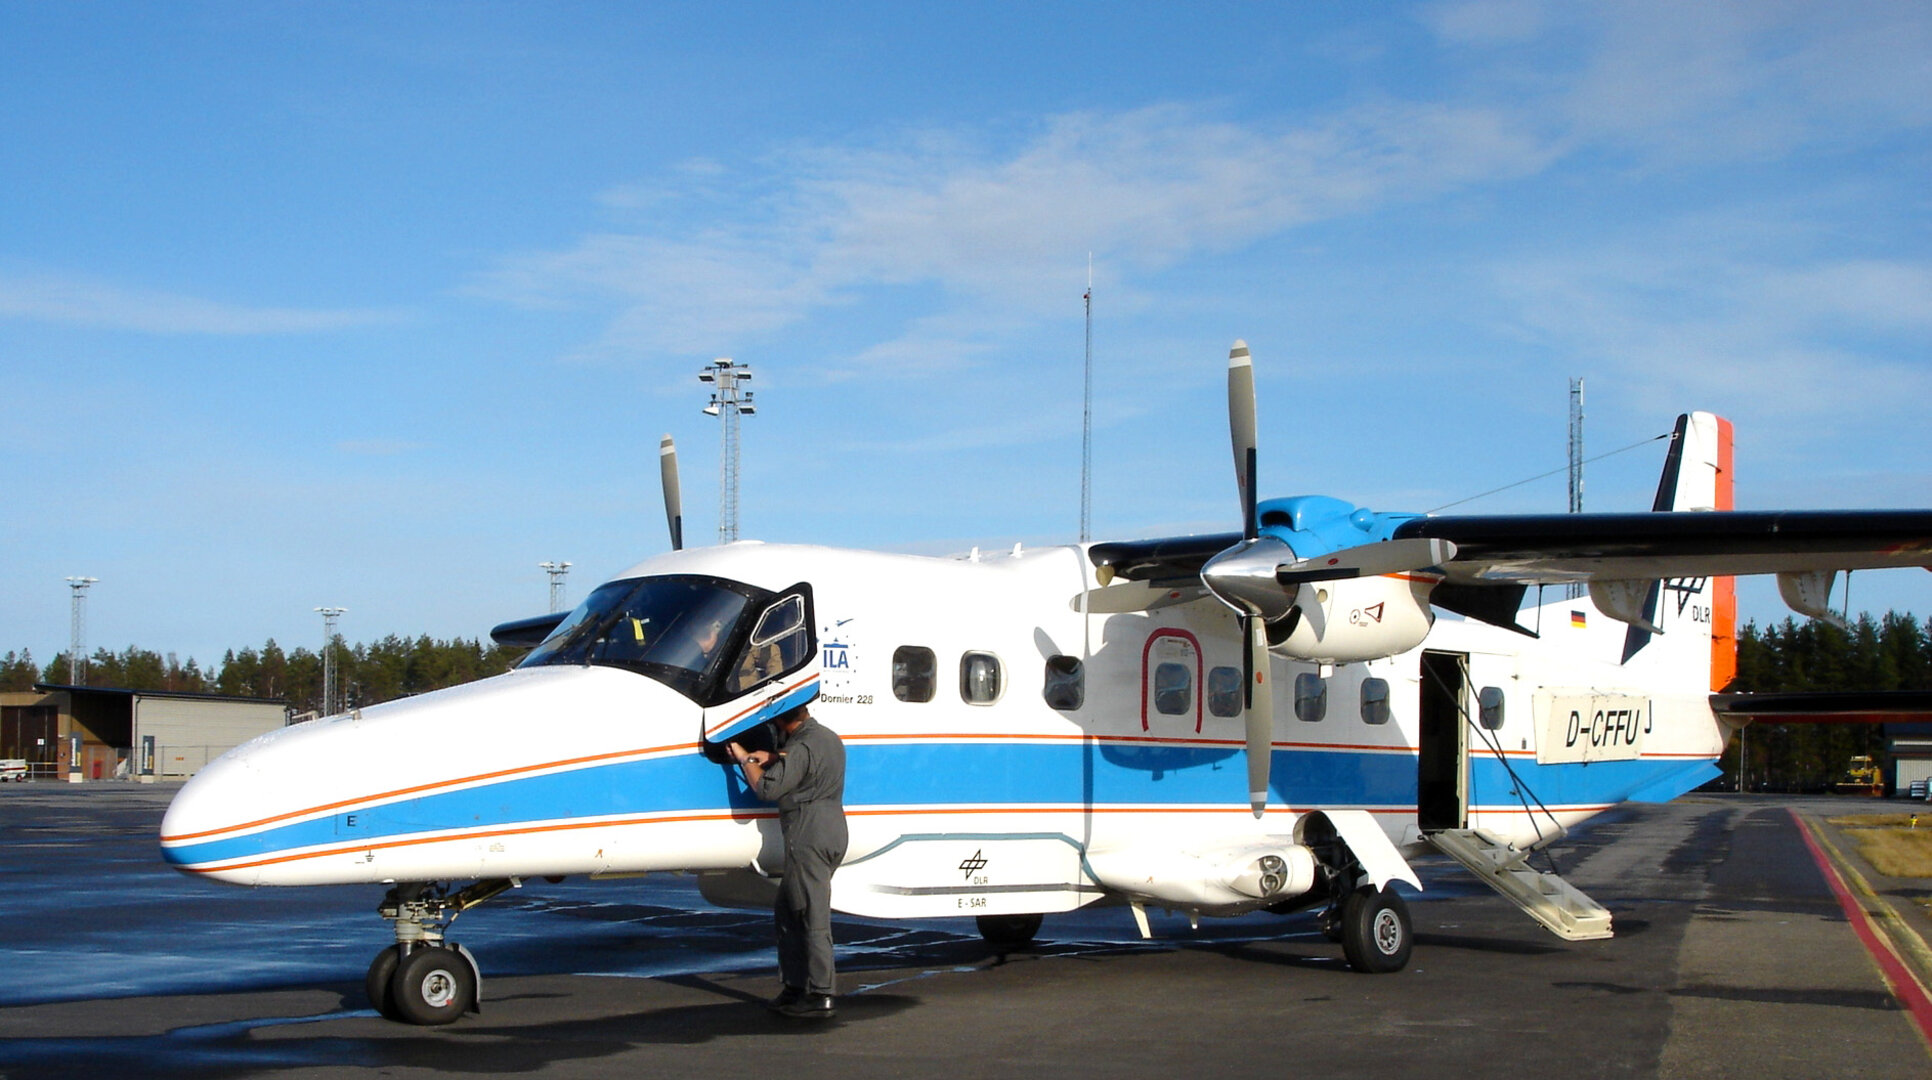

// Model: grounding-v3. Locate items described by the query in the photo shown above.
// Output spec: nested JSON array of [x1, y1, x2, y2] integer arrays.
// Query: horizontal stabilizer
[[490, 612, 566, 648], [1710, 690, 1932, 724]]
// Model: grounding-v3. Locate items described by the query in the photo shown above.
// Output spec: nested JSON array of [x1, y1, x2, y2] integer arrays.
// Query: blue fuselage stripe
[[160, 743, 1716, 868]]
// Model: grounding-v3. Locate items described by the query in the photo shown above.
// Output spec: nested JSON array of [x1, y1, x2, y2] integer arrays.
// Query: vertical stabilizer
[[1620, 413, 1738, 692]]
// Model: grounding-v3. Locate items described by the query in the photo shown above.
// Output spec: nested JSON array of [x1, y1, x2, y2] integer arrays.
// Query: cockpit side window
[[725, 593, 812, 696]]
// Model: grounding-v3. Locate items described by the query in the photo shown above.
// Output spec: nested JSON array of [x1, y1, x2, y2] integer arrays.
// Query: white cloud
[[0, 272, 406, 335], [471, 101, 1555, 360], [1492, 240, 1932, 424]]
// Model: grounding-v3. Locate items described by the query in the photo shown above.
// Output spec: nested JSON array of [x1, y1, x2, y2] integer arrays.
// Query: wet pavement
[[2, 784, 1928, 1079]]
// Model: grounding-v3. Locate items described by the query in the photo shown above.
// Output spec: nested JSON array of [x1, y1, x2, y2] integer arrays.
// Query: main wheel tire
[[392, 944, 477, 1025], [1340, 886, 1412, 974], [976, 913, 1043, 949], [365, 944, 404, 1021]]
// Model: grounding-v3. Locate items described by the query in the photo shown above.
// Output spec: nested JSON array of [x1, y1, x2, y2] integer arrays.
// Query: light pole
[[700, 358, 755, 543]]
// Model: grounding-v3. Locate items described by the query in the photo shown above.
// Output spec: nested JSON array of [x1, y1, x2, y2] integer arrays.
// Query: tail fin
[[1620, 413, 1738, 690]]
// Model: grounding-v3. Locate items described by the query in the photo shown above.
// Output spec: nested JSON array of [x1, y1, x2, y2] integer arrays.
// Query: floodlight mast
[[66, 577, 97, 686], [540, 561, 572, 614], [700, 358, 754, 543], [315, 607, 346, 717]]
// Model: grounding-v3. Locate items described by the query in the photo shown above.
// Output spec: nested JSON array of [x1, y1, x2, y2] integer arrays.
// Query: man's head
[[774, 704, 811, 731]]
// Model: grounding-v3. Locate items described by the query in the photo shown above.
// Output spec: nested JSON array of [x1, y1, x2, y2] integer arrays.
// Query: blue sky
[[4, 1, 1930, 668]]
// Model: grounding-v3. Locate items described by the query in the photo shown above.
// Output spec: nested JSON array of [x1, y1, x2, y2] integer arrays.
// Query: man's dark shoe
[[766, 986, 805, 1011], [777, 992, 837, 1020]]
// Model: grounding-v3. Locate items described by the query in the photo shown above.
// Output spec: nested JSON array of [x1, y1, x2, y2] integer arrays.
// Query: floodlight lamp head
[[703, 403, 721, 416]]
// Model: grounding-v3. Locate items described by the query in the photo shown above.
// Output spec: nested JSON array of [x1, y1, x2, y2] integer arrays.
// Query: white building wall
[[133, 697, 285, 778]]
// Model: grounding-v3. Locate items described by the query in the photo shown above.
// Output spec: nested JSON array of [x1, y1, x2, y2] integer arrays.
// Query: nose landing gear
[[366, 879, 512, 1025]]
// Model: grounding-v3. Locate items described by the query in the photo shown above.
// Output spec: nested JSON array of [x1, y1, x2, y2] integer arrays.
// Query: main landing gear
[[1298, 822, 1414, 975], [366, 880, 512, 1025], [1333, 884, 1412, 974]]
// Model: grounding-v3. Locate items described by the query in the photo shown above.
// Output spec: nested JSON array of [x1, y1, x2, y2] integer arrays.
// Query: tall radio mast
[[1567, 378, 1585, 600]]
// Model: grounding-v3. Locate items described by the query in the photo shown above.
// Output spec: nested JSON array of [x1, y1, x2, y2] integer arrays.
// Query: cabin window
[[1153, 662, 1192, 716], [1294, 673, 1327, 723], [892, 646, 936, 703], [960, 651, 1003, 705], [1479, 686, 1506, 729], [1043, 655, 1083, 711], [1207, 665, 1242, 718], [1360, 677, 1391, 725]]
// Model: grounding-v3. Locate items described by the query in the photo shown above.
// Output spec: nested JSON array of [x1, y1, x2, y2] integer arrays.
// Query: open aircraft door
[[1417, 650, 1469, 832], [699, 582, 821, 751]]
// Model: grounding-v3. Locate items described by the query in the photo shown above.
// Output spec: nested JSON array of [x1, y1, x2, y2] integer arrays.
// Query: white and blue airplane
[[160, 343, 1932, 1024]]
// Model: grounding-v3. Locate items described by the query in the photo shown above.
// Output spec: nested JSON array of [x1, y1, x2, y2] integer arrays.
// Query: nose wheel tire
[[390, 945, 478, 1026], [1340, 885, 1412, 974], [365, 944, 404, 1021]]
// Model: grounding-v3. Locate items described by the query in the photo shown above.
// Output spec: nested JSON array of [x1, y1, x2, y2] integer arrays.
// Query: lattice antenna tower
[[66, 576, 97, 685], [1566, 378, 1585, 600], [315, 607, 346, 716], [540, 561, 572, 613], [700, 358, 755, 543]]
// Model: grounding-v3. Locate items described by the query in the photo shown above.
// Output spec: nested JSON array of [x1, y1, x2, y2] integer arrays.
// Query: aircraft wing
[[1091, 510, 1932, 587], [1392, 510, 1932, 585]]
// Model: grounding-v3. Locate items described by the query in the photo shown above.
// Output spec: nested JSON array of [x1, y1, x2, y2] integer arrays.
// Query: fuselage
[[160, 540, 1727, 917]]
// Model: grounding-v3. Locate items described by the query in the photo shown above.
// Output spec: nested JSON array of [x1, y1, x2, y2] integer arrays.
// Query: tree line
[[1723, 610, 1930, 792], [4, 610, 1925, 790], [0, 636, 529, 717]]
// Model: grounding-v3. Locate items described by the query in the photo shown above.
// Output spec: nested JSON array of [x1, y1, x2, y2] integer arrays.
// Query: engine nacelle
[[1268, 574, 1437, 664], [1086, 842, 1318, 912]]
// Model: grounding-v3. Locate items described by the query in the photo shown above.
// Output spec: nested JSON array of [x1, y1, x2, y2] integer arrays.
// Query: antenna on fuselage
[[1081, 256, 1094, 543]]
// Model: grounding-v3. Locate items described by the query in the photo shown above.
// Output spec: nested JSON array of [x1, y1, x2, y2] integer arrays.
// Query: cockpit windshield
[[518, 575, 766, 698]]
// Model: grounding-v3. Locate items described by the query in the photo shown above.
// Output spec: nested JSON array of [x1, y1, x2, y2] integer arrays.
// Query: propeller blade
[[1227, 340, 1258, 540], [1275, 537, 1457, 586], [659, 434, 684, 551], [1244, 613, 1273, 817]]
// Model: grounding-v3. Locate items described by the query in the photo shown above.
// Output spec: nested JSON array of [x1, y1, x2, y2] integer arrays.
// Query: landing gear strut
[[365, 879, 512, 1025]]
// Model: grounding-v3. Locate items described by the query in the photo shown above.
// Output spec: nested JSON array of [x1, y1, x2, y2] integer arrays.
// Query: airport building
[[0, 684, 287, 781], [1890, 722, 1932, 794]]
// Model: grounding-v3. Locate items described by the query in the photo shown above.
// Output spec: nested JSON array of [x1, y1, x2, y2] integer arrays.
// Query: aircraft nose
[[160, 752, 268, 882]]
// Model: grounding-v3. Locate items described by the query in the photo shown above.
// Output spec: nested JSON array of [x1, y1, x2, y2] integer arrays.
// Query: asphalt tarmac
[[2, 784, 1928, 1079]]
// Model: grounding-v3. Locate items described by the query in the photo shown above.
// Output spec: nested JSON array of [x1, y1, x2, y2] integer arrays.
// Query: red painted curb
[[1790, 808, 1932, 1049]]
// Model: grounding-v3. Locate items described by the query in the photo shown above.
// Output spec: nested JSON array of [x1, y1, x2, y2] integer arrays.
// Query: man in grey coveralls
[[729, 704, 847, 1020]]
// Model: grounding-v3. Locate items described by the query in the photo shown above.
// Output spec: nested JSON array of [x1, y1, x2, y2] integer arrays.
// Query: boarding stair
[[1426, 828, 1614, 941]]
